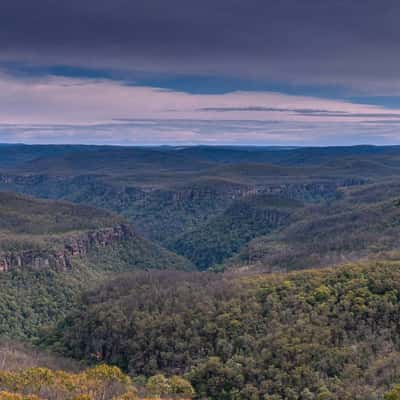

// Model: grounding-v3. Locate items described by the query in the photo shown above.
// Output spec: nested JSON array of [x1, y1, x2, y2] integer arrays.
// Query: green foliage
[[0, 363, 193, 400], [0, 192, 192, 339], [146, 375, 170, 397], [0, 365, 135, 400], [7, 145, 400, 399], [0, 192, 122, 238], [145, 374, 194, 398], [0, 267, 91, 340], [169, 195, 299, 269], [51, 262, 400, 399], [0, 146, 372, 272], [84, 235, 192, 273], [0, 242, 190, 340], [169, 375, 195, 397], [0, 391, 40, 400], [228, 190, 400, 272], [385, 385, 400, 400]]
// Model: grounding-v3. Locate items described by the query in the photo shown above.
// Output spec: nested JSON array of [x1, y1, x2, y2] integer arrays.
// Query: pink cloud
[[0, 74, 400, 145]]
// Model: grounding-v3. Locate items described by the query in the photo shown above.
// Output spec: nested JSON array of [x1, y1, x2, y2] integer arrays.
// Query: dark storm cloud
[[1, 0, 400, 89]]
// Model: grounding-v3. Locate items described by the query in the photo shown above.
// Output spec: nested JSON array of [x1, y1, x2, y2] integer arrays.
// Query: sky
[[1, 0, 400, 145]]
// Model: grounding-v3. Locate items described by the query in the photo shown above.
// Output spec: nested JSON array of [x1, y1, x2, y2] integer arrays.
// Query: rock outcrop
[[0, 224, 134, 272], [260, 178, 368, 202]]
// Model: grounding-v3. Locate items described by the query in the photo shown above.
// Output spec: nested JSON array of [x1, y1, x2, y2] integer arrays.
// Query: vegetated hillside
[[51, 261, 400, 400], [0, 192, 192, 339], [168, 195, 302, 269], [3, 144, 400, 272], [0, 174, 259, 244], [226, 183, 400, 272], [0, 174, 146, 213], [0, 342, 195, 400], [0, 191, 190, 272], [0, 161, 367, 255], [126, 177, 255, 243], [0, 191, 122, 236]]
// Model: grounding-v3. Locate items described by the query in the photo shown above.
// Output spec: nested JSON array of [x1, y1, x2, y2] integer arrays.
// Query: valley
[[2, 145, 400, 399], [0, 190, 191, 339], [2, 1, 399, 398], [1, 145, 399, 272]]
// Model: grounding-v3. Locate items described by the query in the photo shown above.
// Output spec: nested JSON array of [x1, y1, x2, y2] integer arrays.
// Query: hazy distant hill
[[14, 146, 213, 178], [0, 144, 105, 169]]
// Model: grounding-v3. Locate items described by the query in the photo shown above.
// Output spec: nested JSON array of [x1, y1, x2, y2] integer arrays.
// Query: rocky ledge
[[0, 224, 134, 272]]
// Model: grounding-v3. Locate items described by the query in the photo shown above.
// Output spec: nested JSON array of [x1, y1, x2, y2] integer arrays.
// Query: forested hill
[[3, 144, 400, 273], [0, 191, 190, 272], [52, 259, 400, 400], [0, 192, 192, 339], [3, 146, 400, 399]]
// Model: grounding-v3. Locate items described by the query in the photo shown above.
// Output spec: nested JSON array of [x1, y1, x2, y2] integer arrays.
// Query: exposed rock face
[[155, 179, 368, 204], [0, 224, 134, 272], [260, 179, 368, 202], [170, 185, 254, 202], [0, 174, 367, 208]]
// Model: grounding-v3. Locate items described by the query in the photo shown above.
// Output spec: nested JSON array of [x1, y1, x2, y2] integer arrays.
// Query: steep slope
[[127, 178, 255, 243], [0, 192, 192, 339], [2, 144, 400, 274], [0, 192, 191, 273], [227, 183, 400, 272], [0, 175, 256, 244], [0, 171, 364, 248], [169, 194, 302, 269]]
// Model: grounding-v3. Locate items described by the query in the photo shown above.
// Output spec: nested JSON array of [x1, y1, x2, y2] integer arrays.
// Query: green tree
[[385, 385, 400, 400], [169, 376, 195, 398], [146, 374, 171, 397]]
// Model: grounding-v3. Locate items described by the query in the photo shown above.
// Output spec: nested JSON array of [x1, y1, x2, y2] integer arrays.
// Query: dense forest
[[169, 195, 301, 269], [3, 145, 400, 273], [3, 0, 400, 397], [0, 192, 191, 339], [48, 262, 400, 400], [3, 145, 400, 399]]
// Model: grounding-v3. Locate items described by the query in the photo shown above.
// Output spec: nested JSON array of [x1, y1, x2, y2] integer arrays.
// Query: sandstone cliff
[[0, 224, 134, 272]]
